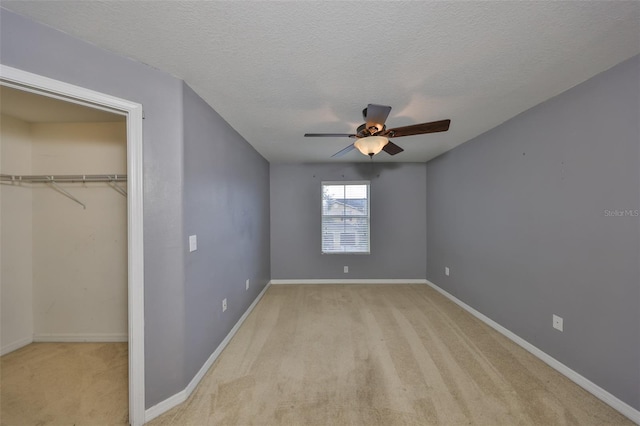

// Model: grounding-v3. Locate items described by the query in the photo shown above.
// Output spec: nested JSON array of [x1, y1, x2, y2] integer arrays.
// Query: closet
[[0, 85, 129, 424]]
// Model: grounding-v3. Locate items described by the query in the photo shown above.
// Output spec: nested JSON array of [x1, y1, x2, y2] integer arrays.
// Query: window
[[322, 181, 370, 254]]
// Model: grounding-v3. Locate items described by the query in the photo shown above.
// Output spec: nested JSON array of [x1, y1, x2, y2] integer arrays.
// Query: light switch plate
[[189, 235, 197, 252]]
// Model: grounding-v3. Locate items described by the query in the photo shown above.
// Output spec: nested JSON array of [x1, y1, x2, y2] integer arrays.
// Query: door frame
[[0, 65, 145, 426]]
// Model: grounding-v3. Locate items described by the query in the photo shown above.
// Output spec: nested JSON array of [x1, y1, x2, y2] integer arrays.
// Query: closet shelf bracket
[[109, 176, 127, 197], [48, 177, 86, 209]]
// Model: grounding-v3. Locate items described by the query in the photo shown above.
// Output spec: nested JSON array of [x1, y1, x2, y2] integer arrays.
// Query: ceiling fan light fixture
[[354, 136, 388, 157]]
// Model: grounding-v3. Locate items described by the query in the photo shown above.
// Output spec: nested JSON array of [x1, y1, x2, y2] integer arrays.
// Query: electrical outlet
[[344, 266, 349, 273], [445, 267, 450, 276], [553, 314, 563, 331], [222, 298, 227, 312], [246, 279, 250, 290]]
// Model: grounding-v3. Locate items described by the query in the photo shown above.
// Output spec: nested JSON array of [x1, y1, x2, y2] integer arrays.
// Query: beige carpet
[[149, 284, 632, 425], [1, 342, 128, 426]]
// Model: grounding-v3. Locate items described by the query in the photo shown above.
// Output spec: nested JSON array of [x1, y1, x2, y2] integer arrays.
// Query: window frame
[[321, 180, 371, 255]]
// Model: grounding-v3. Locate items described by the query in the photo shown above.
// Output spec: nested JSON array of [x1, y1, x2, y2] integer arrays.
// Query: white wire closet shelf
[[1, 173, 127, 209]]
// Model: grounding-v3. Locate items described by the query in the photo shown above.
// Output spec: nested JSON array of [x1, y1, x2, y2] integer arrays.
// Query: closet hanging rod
[[0, 173, 127, 183]]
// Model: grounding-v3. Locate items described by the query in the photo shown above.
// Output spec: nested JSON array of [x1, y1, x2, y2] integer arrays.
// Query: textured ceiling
[[2, 1, 639, 163]]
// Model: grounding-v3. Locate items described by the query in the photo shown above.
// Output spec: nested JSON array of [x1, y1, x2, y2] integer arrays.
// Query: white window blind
[[322, 181, 370, 254]]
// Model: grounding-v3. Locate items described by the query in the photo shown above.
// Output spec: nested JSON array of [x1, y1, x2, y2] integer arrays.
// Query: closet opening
[[0, 66, 145, 426]]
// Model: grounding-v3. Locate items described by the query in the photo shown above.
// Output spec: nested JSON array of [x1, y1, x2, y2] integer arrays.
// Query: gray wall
[[1, 9, 271, 408], [271, 162, 426, 279], [182, 83, 270, 382], [0, 9, 185, 406], [426, 55, 640, 410]]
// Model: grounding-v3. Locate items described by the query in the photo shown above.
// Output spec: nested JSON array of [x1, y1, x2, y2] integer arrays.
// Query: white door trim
[[0, 65, 145, 426]]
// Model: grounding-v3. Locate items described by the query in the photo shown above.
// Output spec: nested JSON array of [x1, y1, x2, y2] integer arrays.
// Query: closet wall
[[0, 113, 127, 354], [0, 114, 34, 354]]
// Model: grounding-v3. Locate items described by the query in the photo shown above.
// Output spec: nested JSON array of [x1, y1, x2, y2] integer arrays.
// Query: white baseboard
[[269, 279, 428, 285], [1, 336, 34, 356], [144, 282, 272, 423], [424, 280, 640, 424], [33, 333, 128, 342], [144, 389, 186, 423]]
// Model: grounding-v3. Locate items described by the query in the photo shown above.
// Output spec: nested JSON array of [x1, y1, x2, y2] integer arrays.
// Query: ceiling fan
[[305, 104, 451, 158]]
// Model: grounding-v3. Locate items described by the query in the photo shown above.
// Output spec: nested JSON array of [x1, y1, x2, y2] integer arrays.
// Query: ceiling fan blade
[[331, 143, 356, 158], [382, 141, 404, 155], [364, 104, 392, 130], [384, 119, 451, 138], [305, 133, 356, 138]]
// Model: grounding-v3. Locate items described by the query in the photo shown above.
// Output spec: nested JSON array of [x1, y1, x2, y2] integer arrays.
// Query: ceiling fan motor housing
[[356, 123, 385, 138]]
